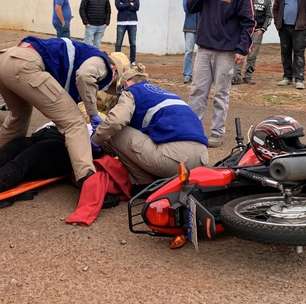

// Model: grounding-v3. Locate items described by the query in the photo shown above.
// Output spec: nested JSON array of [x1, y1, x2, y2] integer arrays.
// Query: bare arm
[[55, 4, 65, 25]]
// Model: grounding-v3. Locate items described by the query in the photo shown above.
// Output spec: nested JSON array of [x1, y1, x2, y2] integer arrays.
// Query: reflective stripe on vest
[[61, 38, 75, 91], [142, 99, 189, 128]]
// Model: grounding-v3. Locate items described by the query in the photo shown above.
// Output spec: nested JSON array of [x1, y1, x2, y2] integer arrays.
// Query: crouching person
[[0, 36, 130, 185], [91, 65, 209, 185]]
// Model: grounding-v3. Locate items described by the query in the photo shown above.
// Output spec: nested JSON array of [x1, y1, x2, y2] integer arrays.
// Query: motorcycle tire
[[221, 193, 306, 245]]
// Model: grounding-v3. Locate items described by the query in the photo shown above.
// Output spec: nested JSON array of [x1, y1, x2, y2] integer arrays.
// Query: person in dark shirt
[[115, 0, 140, 64], [273, 0, 306, 89], [232, 0, 272, 85], [187, 0, 255, 148], [79, 0, 111, 48]]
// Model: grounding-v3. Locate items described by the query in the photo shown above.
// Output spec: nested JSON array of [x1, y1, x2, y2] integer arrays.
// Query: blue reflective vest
[[22, 36, 113, 102], [128, 81, 208, 145]]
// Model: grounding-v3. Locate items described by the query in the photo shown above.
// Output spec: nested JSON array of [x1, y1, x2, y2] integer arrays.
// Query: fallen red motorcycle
[[128, 116, 306, 251]]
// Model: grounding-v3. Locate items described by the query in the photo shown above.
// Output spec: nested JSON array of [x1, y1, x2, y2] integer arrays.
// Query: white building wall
[[263, 23, 279, 43], [0, 0, 279, 54]]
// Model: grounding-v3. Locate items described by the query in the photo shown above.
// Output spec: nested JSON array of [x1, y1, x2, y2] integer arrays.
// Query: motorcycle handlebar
[[235, 118, 245, 148], [235, 118, 242, 138], [236, 169, 283, 191]]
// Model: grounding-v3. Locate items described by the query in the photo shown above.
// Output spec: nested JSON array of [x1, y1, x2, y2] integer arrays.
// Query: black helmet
[[250, 115, 305, 162]]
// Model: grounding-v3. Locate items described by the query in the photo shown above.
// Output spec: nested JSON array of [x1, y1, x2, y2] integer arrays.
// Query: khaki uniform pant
[[0, 46, 95, 181], [108, 126, 208, 185]]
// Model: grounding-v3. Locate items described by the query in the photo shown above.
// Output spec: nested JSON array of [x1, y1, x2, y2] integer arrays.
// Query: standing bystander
[[273, 0, 306, 90], [53, 0, 72, 38], [182, 0, 199, 84], [79, 0, 111, 48], [115, 0, 140, 65], [232, 0, 272, 85], [187, 0, 255, 148]]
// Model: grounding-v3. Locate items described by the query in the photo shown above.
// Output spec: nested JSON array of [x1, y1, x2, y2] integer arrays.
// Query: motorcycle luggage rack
[[128, 177, 174, 235]]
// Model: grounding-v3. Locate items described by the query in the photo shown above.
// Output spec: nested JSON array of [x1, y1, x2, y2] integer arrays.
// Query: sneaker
[[296, 81, 305, 90], [231, 75, 242, 85], [183, 76, 192, 84], [277, 78, 292, 86], [131, 62, 137, 66], [243, 77, 256, 85], [208, 134, 223, 148]]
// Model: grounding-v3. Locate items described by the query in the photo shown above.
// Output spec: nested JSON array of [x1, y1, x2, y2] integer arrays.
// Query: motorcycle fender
[[147, 167, 235, 202]]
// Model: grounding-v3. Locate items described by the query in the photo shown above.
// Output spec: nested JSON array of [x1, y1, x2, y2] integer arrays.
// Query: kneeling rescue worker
[[91, 64, 209, 185], [0, 36, 130, 184]]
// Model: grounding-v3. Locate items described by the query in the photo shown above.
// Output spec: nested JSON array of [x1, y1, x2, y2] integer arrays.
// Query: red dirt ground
[[0, 29, 306, 304]]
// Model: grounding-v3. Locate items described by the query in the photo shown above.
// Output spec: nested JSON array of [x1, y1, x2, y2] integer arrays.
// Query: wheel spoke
[[234, 197, 306, 226], [222, 194, 306, 245]]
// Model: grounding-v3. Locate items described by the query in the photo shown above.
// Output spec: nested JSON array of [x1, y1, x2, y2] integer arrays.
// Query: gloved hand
[[91, 137, 103, 158], [90, 114, 103, 132]]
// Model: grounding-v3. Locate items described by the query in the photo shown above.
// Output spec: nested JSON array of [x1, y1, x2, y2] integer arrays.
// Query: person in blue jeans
[[53, 0, 72, 38], [79, 0, 111, 48], [115, 0, 140, 64], [183, 0, 199, 84]]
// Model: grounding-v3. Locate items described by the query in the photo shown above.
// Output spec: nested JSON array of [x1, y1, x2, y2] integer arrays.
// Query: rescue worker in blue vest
[[0, 36, 130, 184], [91, 64, 209, 185]]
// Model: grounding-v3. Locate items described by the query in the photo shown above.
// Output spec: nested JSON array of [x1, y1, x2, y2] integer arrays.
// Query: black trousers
[[279, 25, 306, 81], [0, 126, 72, 192]]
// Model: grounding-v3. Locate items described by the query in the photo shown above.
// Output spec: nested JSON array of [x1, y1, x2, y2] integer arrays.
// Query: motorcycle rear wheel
[[221, 193, 306, 245]]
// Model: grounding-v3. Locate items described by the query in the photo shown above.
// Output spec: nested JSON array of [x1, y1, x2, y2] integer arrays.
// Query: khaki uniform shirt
[[76, 56, 114, 116]]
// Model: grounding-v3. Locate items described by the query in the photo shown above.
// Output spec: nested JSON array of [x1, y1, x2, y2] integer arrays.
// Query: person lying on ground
[[0, 120, 105, 193], [0, 99, 107, 193], [0, 36, 130, 185], [0, 123, 71, 193], [91, 64, 209, 186]]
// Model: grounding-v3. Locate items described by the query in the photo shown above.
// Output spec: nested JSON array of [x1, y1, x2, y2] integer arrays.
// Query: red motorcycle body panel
[[238, 148, 261, 166], [147, 167, 235, 202]]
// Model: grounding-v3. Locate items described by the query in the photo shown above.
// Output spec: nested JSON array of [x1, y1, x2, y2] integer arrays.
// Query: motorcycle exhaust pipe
[[270, 156, 306, 181]]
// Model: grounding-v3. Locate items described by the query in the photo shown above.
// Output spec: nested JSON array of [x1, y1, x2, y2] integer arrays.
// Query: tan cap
[[119, 63, 149, 89], [122, 63, 148, 81], [109, 52, 130, 79]]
